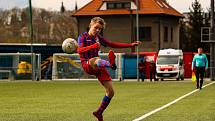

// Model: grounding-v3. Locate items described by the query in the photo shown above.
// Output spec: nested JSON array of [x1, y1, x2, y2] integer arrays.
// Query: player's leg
[[93, 81, 114, 121], [88, 57, 101, 69], [95, 81, 114, 110], [89, 57, 111, 70], [95, 58, 111, 67], [88, 50, 117, 70], [93, 68, 113, 121]]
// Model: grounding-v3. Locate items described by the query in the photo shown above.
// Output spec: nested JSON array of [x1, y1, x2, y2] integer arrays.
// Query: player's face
[[89, 23, 103, 36]]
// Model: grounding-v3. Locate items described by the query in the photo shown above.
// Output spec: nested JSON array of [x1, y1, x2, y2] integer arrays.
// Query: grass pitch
[[0, 80, 214, 121]]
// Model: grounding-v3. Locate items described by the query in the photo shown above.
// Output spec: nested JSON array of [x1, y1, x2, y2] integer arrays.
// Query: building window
[[116, 3, 122, 8], [107, 2, 131, 9], [124, 2, 131, 8], [171, 27, 173, 42], [107, 3, 114, 9], [135, 27, 152, 41], [164, 26, 168, 42]]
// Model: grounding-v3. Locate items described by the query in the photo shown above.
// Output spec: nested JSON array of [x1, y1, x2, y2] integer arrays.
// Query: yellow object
[[56, 56, 81, 68], [17, 61, 32, 74], [192, 71, 196, 82]]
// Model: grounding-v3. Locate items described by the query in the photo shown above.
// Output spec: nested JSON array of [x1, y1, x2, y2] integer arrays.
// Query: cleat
[[93, 111, 103, 121], [108, 50, 117, 70]]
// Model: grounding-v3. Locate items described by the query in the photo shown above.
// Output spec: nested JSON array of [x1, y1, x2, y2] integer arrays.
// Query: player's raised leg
[[89, 57, 111, 70], [88, 50, 117, 70]]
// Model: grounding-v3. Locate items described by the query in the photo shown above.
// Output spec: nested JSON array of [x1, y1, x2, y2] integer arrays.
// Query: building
[[73, 0, 183, 52]]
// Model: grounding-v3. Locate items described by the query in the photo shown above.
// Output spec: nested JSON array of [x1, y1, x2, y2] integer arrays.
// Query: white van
[[156, 49, 184, 80]]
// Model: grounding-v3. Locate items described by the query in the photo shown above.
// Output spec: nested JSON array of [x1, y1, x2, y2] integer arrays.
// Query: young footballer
[[77, 17, 141, 121]]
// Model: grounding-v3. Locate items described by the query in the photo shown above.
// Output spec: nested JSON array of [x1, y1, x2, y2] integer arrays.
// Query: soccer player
[[77, 17, 141, 121], [192, 47, 208, 90]]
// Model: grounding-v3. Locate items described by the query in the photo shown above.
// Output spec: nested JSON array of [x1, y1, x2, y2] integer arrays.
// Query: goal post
[[0, 53, 41, 81], [52, 53, 122, 81]]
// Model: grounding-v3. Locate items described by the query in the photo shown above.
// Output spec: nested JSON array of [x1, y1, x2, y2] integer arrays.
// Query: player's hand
[[132, 41, 141, 46], [93, 42, 100, 50]]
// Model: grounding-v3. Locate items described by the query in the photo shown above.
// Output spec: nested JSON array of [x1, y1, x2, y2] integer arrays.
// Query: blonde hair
[[89, 17, 106, 29]]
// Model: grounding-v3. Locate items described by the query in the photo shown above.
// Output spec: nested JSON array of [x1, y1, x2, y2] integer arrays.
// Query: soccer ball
[[62, 38, 78, 54]]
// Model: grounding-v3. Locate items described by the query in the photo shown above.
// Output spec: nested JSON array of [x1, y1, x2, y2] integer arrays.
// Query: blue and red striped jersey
[[78, 32, 133, 62]]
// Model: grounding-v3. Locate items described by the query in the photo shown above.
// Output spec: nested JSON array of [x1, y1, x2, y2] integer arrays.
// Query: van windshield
[[157, 56, 178, 65]]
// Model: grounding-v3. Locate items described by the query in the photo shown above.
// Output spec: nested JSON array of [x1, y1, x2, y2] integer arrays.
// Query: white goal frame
[[52, 53, 122, 81], [0, 53, 41, 81]]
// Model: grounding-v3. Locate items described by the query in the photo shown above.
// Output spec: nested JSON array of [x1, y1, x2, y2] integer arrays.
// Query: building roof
[[73, 0, 183, 17]]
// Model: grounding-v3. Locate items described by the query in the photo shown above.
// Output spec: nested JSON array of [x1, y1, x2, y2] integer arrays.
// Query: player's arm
[[107, 41, 140, 48], [205, 54, 208, 69], [191, 55, 196, 70], [77, 43, 99, 53], [98, 35, 141, 48]]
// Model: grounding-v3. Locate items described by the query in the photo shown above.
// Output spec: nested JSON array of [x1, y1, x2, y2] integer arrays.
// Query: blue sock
[[97, 96, 111, 115], [97, 60, 110, 67]]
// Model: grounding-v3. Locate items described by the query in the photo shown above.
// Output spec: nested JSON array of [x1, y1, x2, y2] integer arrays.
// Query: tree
[[187, 0, 209, 52], [0, 7, 78, 44], [179, 20, 190, 50]]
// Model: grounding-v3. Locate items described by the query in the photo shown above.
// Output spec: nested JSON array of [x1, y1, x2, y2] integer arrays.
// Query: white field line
[[132, 81, 215, 121]]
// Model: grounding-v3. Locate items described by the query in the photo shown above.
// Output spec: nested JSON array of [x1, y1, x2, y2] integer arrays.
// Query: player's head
[[88, 17, 106, 36], [198, 47, 203, 54]]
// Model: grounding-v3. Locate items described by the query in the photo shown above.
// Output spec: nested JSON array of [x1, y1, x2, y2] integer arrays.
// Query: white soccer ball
[[62, 38, 78, 54]]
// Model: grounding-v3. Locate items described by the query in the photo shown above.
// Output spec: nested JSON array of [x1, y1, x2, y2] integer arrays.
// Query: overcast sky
[[0, 0, 210, 13]]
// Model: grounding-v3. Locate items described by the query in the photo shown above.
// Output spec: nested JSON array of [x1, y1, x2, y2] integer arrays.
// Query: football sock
[[96, 96, 111, 115], [96, 59, 110, 67]]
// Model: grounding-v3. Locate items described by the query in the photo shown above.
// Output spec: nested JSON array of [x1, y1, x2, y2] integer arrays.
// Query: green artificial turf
[[0, 81, 214, 121]]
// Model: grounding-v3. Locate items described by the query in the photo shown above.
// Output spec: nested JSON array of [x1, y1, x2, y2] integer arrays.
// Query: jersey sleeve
[[191, 55, 196, 70], [204, 54, 208, 68], [98, 35, 133, 48]]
